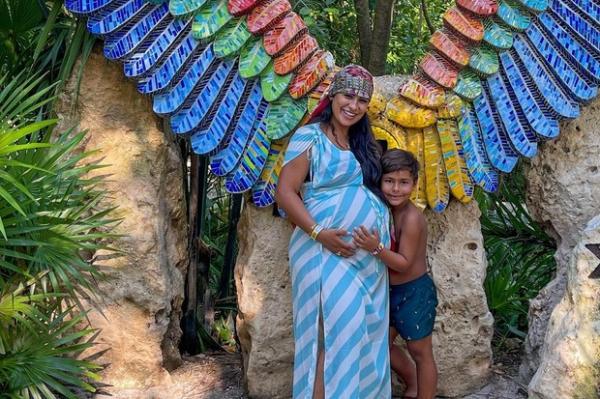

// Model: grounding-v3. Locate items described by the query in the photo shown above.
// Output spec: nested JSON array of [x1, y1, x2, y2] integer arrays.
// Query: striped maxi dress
[[283, 123, 392, 398]]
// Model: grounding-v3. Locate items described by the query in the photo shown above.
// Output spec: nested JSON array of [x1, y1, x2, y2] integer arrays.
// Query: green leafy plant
[[0, 10, 114, 392], [0, 278, 103, 398], [0, 0, 45, 69], [477, 163, 556, 340], [213, 314, 237, 349], [0, 108, 114, 398], [1, 0, 95, 110]]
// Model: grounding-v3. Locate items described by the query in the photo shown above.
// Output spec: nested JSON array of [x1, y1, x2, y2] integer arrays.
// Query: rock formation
[[528, 215, 600, 398], [56, 48, 189, 394], [235, 205, 295, 398], [426, 201, 494, 397], [522, 97, 600, 382]]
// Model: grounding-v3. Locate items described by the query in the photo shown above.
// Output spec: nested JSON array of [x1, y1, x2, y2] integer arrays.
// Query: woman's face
[[330, 92, 370, 128]]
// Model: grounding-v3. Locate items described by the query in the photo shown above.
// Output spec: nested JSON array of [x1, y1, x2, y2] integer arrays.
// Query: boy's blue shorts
[[389, 273, 438, 341]]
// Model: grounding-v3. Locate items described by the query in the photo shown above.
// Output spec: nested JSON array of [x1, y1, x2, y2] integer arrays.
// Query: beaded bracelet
[[309, 224, 324, 240], [371, 242, 385, 256]]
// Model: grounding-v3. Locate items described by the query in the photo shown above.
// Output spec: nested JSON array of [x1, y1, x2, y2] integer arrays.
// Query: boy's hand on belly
[[352, 226, 381, 253], [318, 228, 356, 258]]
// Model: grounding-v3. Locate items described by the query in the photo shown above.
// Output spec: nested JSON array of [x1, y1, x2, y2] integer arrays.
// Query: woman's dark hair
[[381, 149, 419, 180], [309, 103, 384, 201]]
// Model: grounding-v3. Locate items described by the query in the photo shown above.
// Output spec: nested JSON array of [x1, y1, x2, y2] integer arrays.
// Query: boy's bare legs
[[312, 350, 324, 399], [390, 328, 418, 398], [406, 335, 437, 399]]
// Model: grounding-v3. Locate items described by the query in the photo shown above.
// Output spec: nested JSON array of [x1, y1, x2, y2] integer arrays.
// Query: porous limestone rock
[[56, 48, 188, 393], [521, 97, 600, 381], [528, 215, 600, 399], [426, 201, 493, 397], [235, 199, 492, 398], [235, 204, 295, 399]]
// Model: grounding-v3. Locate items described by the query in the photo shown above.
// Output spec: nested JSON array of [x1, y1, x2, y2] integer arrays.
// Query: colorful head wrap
[[309, 64, 374, 121], [327, 64, 374, 100]]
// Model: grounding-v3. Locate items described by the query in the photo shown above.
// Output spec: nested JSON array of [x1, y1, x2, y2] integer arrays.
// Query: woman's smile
[[342, 108, 358, 119], [331, 92, 369, 127]]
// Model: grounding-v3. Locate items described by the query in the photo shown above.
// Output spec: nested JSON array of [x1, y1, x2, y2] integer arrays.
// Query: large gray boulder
[[521, 97, 600, 381], [56, 48, 189, 394], [528, 215, 600, 398], [235, 205, 295, 398]]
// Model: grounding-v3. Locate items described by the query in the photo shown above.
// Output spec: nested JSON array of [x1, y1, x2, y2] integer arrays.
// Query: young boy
[[353, 149, 438, 399]]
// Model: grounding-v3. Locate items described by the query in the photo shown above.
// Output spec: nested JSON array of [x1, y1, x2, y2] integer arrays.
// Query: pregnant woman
[[276, 65, 391, 399]]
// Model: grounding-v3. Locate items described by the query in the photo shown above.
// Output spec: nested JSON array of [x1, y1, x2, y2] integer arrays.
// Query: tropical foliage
[[0, 1, 116, 397], [476, 164, 556, 341], [293, 0, 453, 75], [188, 172, 241, 352]]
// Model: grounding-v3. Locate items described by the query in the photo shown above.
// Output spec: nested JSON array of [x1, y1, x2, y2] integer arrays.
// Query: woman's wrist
[[308, 223, 324, 240]]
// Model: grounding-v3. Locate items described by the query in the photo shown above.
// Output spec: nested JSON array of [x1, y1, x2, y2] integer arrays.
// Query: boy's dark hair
[[381, 149, 419, 180]]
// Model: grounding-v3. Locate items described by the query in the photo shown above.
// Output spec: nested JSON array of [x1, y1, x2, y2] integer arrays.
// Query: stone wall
[[56, 48, 188, 394], [236, 200, 493, 398], [521, 97, 600, 382]]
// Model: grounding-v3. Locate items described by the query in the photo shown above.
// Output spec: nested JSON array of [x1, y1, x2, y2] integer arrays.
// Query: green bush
[[1, 2, 116, 396], [0, 71, 116, 397], [477, 164, 556, 340]]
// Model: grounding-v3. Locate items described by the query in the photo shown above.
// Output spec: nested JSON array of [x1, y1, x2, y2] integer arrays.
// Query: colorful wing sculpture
[[65, 0, 599, 213]]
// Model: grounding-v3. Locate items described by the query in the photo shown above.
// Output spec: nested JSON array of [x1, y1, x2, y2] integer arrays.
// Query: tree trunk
[[353, 0, 372, 67], [420, 0, 436, 34], [367, 0, 395, 75]]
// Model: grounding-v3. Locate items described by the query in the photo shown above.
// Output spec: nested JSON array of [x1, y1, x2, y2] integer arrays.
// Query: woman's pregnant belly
[[305, 185, 389, 245]]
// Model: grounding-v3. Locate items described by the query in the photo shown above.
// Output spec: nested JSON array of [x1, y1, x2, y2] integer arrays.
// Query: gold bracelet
[[371, 242, 385, 256], [309, 224, 324, 240]]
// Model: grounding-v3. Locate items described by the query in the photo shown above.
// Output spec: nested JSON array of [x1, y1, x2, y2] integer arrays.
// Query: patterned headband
[[327, 64, 374, 100]]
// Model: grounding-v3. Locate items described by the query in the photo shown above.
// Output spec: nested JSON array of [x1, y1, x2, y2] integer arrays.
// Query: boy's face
[[381, 170, 416, 207]]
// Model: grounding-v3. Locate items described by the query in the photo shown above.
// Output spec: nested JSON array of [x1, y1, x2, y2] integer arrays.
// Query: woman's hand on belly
[[317, 228, 356, 258]]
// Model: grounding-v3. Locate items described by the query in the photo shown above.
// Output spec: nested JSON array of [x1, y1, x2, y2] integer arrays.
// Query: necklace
[[328, 125, 350, 150]]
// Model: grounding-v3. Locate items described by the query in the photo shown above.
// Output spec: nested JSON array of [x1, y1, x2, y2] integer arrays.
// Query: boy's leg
[[406, 335, 437, 399], [389, 327, 418, 398]]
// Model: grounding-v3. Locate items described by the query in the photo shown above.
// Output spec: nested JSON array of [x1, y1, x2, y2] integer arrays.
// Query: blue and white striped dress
[[283, 123, 391, 398]]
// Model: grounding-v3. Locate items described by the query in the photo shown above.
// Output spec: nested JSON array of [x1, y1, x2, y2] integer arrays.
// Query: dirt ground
[[168, 352, 246, 399], [459, 340, 528, 399], [94, 345, 526, 398], [94, 351, 245, 399], [175, 346, 527, 399]]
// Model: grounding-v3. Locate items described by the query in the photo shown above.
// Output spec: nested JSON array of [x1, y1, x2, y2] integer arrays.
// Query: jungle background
[[0, 0, 555, 396]]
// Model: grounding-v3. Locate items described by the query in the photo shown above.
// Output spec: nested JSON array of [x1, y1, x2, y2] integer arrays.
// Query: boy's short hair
[[381, 149, 419, 180]]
